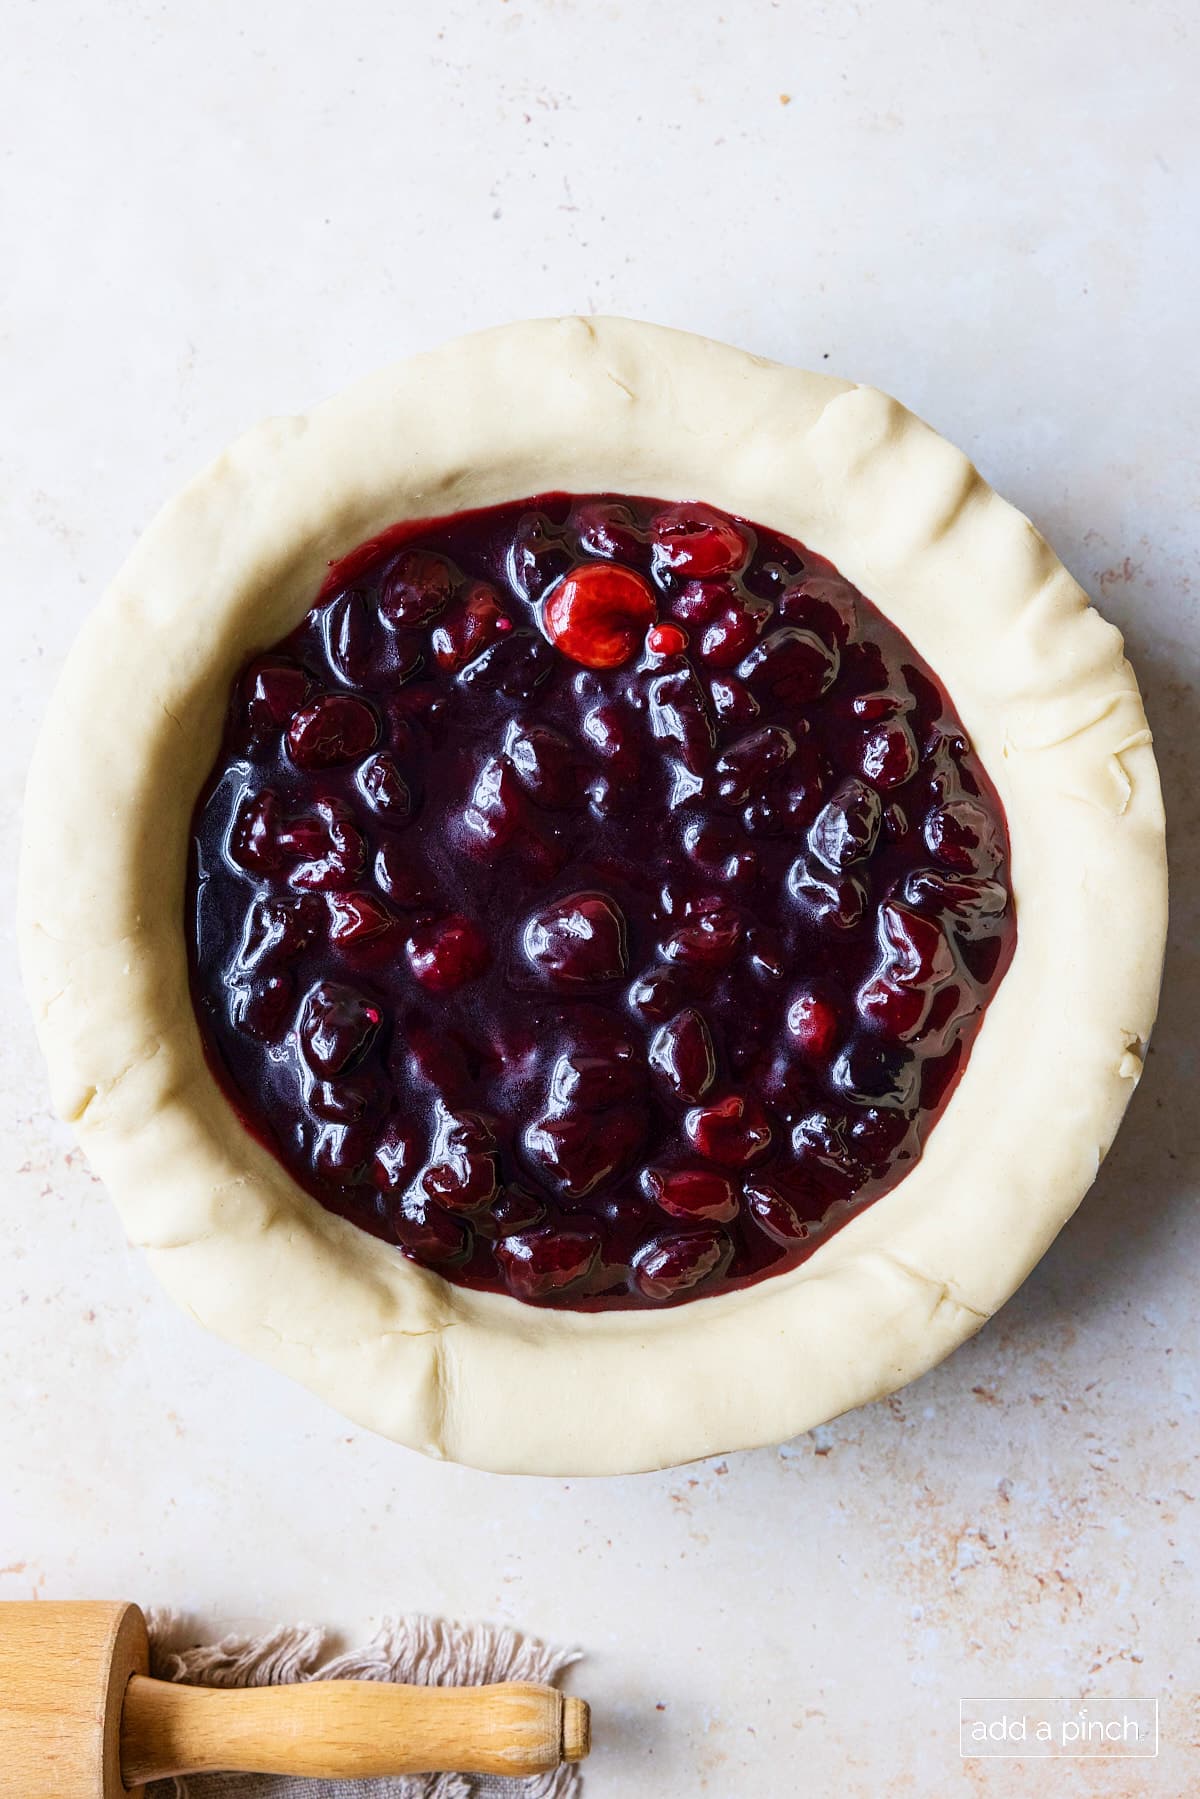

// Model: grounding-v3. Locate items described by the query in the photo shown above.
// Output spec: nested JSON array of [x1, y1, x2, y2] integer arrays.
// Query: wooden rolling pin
[[0, 1602, 590, 1797]]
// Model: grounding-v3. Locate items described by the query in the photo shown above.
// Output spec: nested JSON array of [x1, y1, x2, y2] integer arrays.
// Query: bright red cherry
[[646, 622, 688, 657], [542, 564, 656, 668]]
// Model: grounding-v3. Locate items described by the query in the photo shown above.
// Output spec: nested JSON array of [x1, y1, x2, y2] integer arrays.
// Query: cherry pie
[[19, 319, 1165, 1472]]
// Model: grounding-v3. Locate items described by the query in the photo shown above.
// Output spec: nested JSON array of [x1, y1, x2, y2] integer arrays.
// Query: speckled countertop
[[2, 2, 1197, 1793]]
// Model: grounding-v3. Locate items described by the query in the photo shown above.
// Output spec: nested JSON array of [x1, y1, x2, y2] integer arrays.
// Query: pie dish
[[18, 318, 1166, 1474]]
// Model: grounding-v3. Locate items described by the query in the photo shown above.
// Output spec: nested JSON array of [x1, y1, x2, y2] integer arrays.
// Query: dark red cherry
[[791, 1107, 859, 1188], [394, 1197, 472, 1265], [777, 576, 857, 646], [743, 554, 804, 601], [283, 799, 366, 891], [325, 590, 374, 684], [229, 789, 283, 874], [506, 513, 574, 603], [386, 687, 445, 735], [308, 1076, 375, 1124], [523, 892, 627, 987], [924, 799, 1002, 874], [406, 916, 490, 992], [504, 720, 579, 808], [230, 974, 294, 1040], [644, 1168, 737, 1222], [371, 1118, 421, 1193], [845, 1100, 917, 1172], [327, 890, 399, 954], [785, 988, 839, 1058], [684, 1094, 772, 1165], [312, 1118, 374, 1182], [660, 902, 742, 971], [457, 755, 523, 860], [786, 859, 869, 930], [543, 563, 656, 669], [431, 582, 512, 672], [299, 982, 382, 1077], [741, 795, 787, 836], [883, 801, 910, 843], [738, 627, 838, 704], [456, 628, 554, 700], [422, 1142, 498, 1213], [698, 601, 768, 669], [374, 842, 440, 912], [832, 1040, 920, 1111], [645, 665, 717, 772], [807, 778, 882, 870], [744, 1179, 811, 1245], [761, 1049, 815, 1122], [631, 1227, 731, 1300], [486, 1187, 546, 1235], [671, 577, 733, 624], [708, 675, 760, 725], [402, 1026, 471, 1097], [245, 660, 309, 730], [496, 1228, 601, 1301], [357, 751, 413, 824], [586, 774, 626, 822], [582, 703, 640, 776], [853, 691, 903, 723], [903, 870, 1009, 938], [861, 720, 918, 789], [287, 694, 379, 769], [521, 1106, 645, 1199], [919, 980, 978, 1054], [877, 900, 955, 986], [682, 816, 740, 867], [745, 923, 787, 983], [650, 503, 749, 577], [714, 726, 796, 806], [857, 973, 931, 1040], [514, 822, 569, 885], [549, 1043, 642, 1112], [782, 739, 831, 828], [379, 629, 426, 688], [573, 499, 646, 563], [627, 964, 696, 1022], [236, 895, 322, 970], [648, 1008, 717, 1102], [380, 550, 455, 626]]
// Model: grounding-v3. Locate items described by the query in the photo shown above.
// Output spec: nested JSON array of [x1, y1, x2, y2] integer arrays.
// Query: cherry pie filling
[[188, 494, 1016, 1309]]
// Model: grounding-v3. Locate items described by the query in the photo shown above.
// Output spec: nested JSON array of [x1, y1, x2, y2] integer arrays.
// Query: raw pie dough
[[18, 318, 1167, 1475]]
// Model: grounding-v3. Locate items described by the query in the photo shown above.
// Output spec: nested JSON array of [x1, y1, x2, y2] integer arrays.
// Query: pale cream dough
[[17, 318, 1167, 1474]]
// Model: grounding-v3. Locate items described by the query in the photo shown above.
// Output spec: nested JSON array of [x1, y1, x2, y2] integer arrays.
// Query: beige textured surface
[[16, 316, 1166, 1474], [2, 0, 1196, 1790]]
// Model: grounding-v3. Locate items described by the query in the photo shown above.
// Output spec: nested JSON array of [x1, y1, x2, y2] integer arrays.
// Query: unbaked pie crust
[[18, 318, 1167, 1474]]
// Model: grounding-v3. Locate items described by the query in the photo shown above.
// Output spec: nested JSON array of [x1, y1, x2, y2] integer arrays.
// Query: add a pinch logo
[[960, 1697, 1159, 1759]]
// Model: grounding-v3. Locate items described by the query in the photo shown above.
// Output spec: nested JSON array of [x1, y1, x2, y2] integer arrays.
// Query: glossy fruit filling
[[188, 493, 1016, 1309]]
